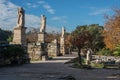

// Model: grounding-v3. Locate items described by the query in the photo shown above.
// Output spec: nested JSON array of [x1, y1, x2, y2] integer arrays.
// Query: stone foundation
[[12, 27, 26, 45], [47, 40, 60, 57], [27, 43, 48, 61], [60, 37, 66, 55], [38, 32, 46, 43]]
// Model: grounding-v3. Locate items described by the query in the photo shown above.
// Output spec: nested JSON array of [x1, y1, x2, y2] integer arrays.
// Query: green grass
[[71, 62, 92, 69], [66, 57, 105, 69], [91, 63, 104, 68]]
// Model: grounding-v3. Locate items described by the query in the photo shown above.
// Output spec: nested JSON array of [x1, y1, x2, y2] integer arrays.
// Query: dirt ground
[[0, 54, 120, 80]]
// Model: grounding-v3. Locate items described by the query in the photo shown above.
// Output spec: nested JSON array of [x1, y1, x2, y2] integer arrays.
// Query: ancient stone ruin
[[60, 26, 67, 55], [28, 14, 48, 60], [12, 7, 67, 61], [11, 7, 27, 46], [47, 39, 60, 57]]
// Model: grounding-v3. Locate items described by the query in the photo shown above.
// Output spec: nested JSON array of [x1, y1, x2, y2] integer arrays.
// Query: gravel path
[[0, 54, 120, 80]]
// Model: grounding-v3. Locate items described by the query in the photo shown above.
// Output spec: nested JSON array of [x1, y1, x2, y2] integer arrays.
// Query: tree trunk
[[78, 48, 82, 65]]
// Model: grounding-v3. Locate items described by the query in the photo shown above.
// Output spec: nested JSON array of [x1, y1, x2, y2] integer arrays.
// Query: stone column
[[60, 26, 66, 55]]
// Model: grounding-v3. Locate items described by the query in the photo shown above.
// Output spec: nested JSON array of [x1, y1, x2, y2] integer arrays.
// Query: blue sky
[[0, 0, 120, 32]]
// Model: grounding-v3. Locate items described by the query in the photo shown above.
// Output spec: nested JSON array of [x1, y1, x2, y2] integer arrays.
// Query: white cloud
[[0, 0, 59, 32], [51, 16, 67, 23], [52, 16, 61, 20], [37, 1, 45, 4], [0, 0, 18, 30], [0, 0, 40, 30], [52, 16, 67, 20], [26, 0, 55, 14], [26, 3, 31, 6], [46, 25, 60, 33], [26, 2, 38, 8], [38, 0, 55, 14], [89, 8, 110, 16], [25, 15, 40, 28], [43, 4, 55, 14]]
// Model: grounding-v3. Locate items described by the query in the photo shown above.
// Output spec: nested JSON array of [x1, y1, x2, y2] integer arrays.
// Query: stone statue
[[61, 26, 65, 37], [40, 15, 46, 32], [86, 49, 92, 65], [17, 7, 25, 27]]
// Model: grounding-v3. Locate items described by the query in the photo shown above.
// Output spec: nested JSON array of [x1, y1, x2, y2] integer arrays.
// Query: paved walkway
[[31, 54, 77, 63], [0, 54, 120, 80]]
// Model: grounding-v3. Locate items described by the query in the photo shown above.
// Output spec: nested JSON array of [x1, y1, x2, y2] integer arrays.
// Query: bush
[[113, 45, 120, 56], [0, 45, 28, 65], [113, 51, 120, 56], [2, 45, 26, 58], [97, 48, 112, 56]]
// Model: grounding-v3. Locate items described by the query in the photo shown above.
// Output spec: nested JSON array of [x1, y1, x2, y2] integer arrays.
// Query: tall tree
[[26, 27, 38, 43], [87, 24, 104, 52], [103, 9, 120, 50], [70, 26, 91, 65], [46, 31, 60, 43], [0, 28, 12, 42]]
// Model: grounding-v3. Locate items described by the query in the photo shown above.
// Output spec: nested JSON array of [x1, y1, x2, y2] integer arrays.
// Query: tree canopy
[[0, 28, 12, 42], [69, 24, 104, 52], [103, 9, 120, 50]]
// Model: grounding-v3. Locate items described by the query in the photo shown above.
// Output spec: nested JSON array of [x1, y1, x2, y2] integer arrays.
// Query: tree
[[103, 9, 120, 50], [113, 45, 120, 56], [62, 32, 73, 54], [46, 31, 60, 43], [26, 27, 38, 43], [70, 26, 91, 65], [1, 45, 28, 64], [7, 35, 13, 42], [69, 24, 105, 64], [0, 28, 12, 42], [87, 24, 105, 52]]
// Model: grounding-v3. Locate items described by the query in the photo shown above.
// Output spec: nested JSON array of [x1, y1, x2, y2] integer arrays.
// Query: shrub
[[97, 48, 112, 56], [113, 45, 120, 56], [0, 45, 28, 65], [2, 45, 26, 58]]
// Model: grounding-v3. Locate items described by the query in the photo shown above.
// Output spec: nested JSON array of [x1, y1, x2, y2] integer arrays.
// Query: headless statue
[[61, 26, 65, 37], [86, 49, 92, 65], [40, 15, 46, 32], [17, 7, 25, 27]]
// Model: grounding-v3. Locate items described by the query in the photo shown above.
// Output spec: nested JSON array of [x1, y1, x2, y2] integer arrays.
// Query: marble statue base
[[12, 27, 26, 45], [38, 32, 46, 43], [60, 37, 66, 55]]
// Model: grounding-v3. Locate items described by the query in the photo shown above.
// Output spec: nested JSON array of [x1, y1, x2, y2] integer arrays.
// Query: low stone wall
[[27, 43, 47, 60], [92, 55, 120, 64], [47, 41, 60, 57]]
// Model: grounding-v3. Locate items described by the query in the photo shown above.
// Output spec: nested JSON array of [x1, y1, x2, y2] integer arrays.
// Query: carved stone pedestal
[[38, 32, 46, 43], [60, 37, 66, 55], [47, 39, 60, 57], [12, 27, 26, 45]]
